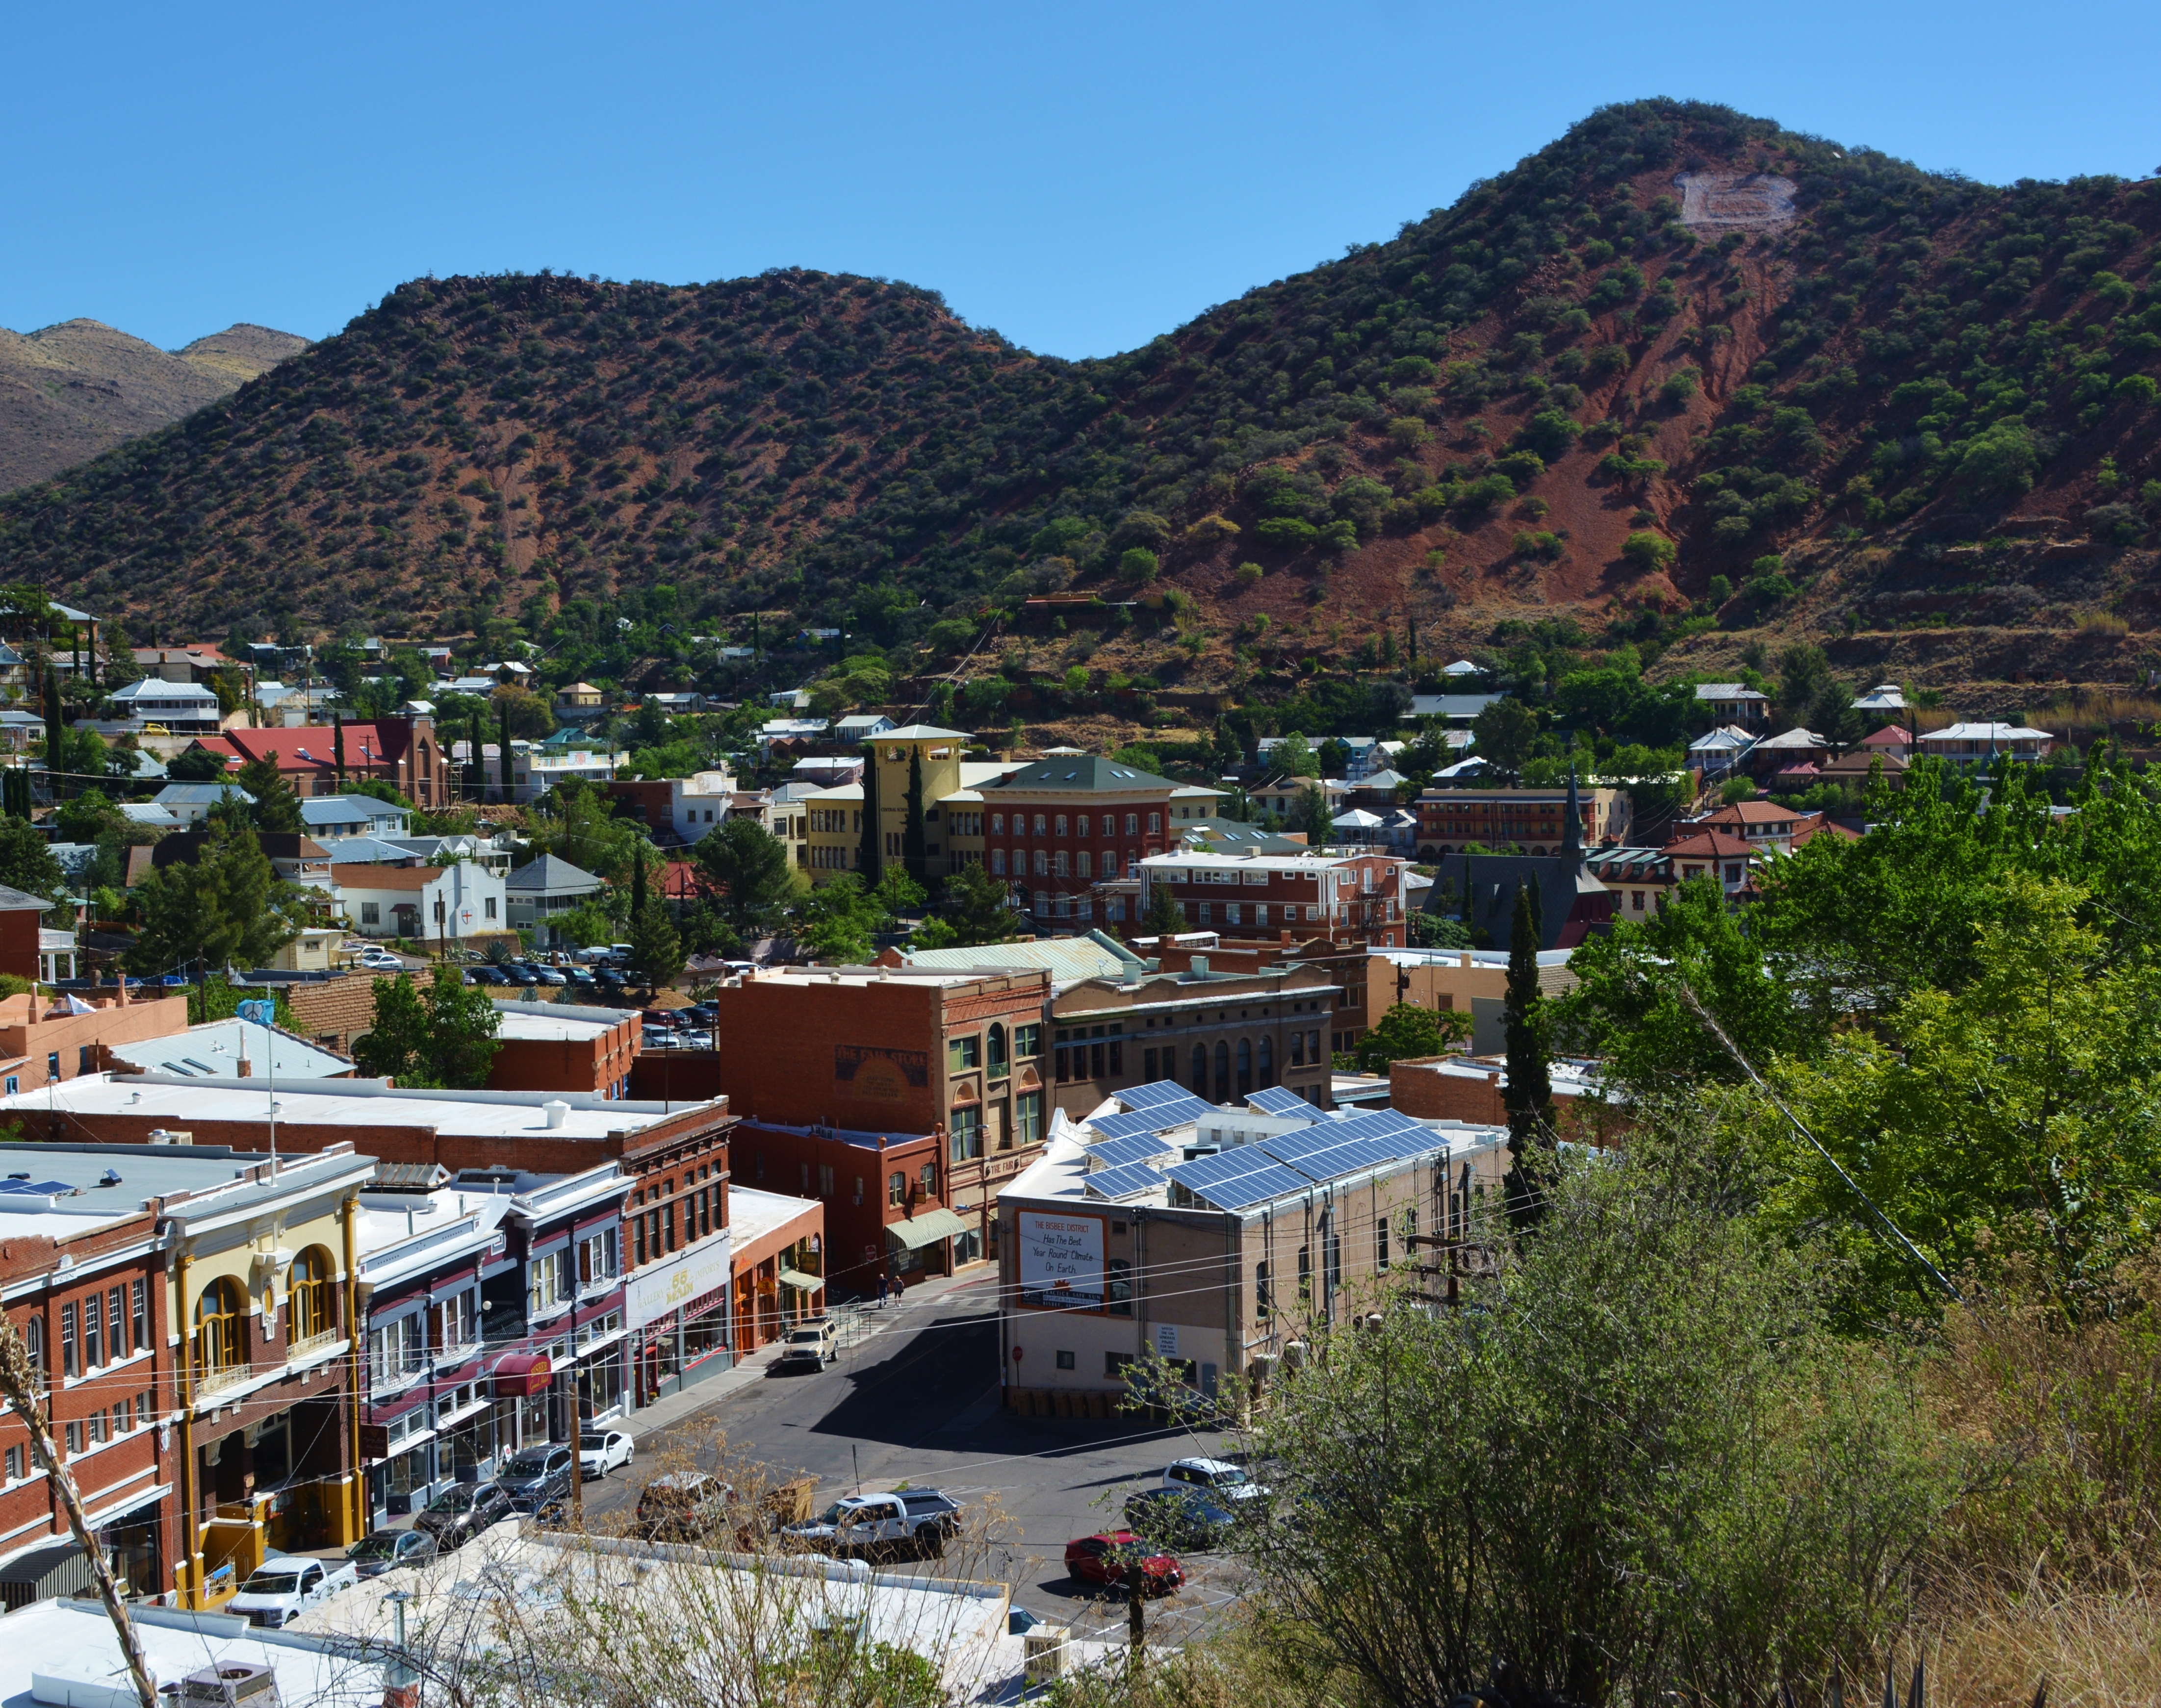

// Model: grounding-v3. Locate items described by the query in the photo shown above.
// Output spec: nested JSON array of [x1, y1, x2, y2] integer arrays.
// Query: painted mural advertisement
[[1016, 1209, 1108, 1311]]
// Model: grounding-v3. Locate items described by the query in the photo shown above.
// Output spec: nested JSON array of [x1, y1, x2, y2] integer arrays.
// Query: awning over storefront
[[0, 1538, 92, 1611], [777, 1268, 823, 1291], [886, 1207, 967, 1250], [492, 1352, 552, 1397]]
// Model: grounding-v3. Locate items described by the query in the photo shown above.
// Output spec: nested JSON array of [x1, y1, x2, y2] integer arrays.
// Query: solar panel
[[1246, 1086, 1312, 1118], [1086, 1109, 1185, 1144], [1119, 1080, 1190, 1109], [1083, 1162, 1167, 1199], [1199, 1162, 1314, 1210], [1166, 1148, 1313, 1210], [1084, 1133, 1175, 1169], [0, 1179, 74, 1197]]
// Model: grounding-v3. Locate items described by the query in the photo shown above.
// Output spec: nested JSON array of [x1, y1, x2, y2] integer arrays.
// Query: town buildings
[[674, 966, 1052, 1273], [1138, 846, 1410, 950], [605, 770, 739, 846], [329, 860, 507, 947], [1693, 683, 1771, 728], [997, 1088, 1509, 1411], [194, 717, 452, 811], [725, 1185, 828, 1350], [505, 854, 605, 946], [1413, 785, 1632, 858], [1917, 721, 2057, 767], [1365, 945, 1582, 1054], [487, 999, 642, 1097], [730, 1120, 952, 1299]]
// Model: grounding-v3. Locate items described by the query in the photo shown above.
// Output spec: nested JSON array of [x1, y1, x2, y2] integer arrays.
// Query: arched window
[[987, 1024, 1007, 1074], [990, 848, 1006, 875], [1236, 1038, 1253, 1096], [1190, 1044, 1207, 1090], [1214, 1042, 1231, 1100], [1258, 1035, 1275, 1089], [196, 1277, 246, 1379], [288, 1247, 336, 1345]]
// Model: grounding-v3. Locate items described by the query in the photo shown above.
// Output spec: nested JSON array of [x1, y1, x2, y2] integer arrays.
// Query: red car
[[1063, 1531, 1184, 1596]]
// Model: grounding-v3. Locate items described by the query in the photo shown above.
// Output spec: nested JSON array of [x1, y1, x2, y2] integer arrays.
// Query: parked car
[[783, 1489, 962, 1558], [230, 1555, 358, 1627], [773, 1316, 840, 1373], [578, 1428, 634, 1480], [1122, 1487, 1238, 1552], [358, 951, 403, 972], [346, 1529, 439, 1579], [529, 966, 568, 987], [1064, 1531, 1184, 1597], [675, 1030, 714, 1050], [464, 966, 504, 986], [639, 1007, 681, 1029], [1161, 1456, 1264, 1503], [593, 969, 626, 993], [496, 1443, 576, 1511], [413, 1480, 514, 1548], [566, 968, 598, 989], [635, 1472, 738, 1542]]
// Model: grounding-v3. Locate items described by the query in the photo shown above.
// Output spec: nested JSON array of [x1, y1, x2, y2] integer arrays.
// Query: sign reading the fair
[[1016, 1210, 1108, 1311]]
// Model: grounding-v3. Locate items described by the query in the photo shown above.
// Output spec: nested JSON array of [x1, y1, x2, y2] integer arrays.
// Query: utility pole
[[0, 1314, 158, 1708]]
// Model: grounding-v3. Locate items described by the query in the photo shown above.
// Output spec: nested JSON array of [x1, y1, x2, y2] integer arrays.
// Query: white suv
[[774, 1316, 840, 1372], [1161, 1456, 1264, 1503]]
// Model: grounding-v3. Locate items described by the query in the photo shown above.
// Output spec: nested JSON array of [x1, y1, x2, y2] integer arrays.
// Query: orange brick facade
[[487, 1011, 641, 1096]]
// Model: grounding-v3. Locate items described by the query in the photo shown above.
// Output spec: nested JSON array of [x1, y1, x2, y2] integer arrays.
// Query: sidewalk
[[621, 1267, 997, 1440]]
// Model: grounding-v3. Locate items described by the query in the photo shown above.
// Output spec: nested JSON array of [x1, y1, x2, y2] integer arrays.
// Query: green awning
[[778, 1267, 824, 1291], [885, 1207, 968, 1250]]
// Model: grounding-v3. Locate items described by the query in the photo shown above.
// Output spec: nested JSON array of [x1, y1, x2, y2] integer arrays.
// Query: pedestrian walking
[[891, 1273, 906, 1303], [877, 1274, 890, 1309]]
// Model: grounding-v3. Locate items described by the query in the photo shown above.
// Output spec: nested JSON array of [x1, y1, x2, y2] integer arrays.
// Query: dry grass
[[1916, 1576, 2161, 1708], [2028, 688, 2161, 730], [2076, 612, 2132, 637]]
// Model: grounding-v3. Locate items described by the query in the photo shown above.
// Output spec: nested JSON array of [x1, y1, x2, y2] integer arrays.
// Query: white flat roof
[[493, 1007, 624, 1043], [1138, 849, 1377, 872], [0, 1598, 372, 1708], [727, 1185, 823, 1248], [0, 1073, 720, 1140], [107, 1018, 353, 1081]]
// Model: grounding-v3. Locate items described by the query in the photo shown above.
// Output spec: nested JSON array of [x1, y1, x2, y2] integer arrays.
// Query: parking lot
[[571, 1273, 1255, 1646]]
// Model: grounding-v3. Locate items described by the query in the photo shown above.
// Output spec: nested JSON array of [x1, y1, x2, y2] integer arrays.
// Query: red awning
[[492, 1352, 552, 1398]]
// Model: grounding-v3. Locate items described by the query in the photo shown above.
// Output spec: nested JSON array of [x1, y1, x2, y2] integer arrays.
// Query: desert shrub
[[1513, 408, 1583, 463], [1385, 416, 1433, 452], [1621, 531, 1676, 572], [1387, 355, 1438, 385], [1117, 547, 1160, 584], [1456, 474, 1516, 511], [1705, 573, 1732, 605], [1747, 567, 1799, 601], [1234, 561, 1264, 586], [1492, 450, 1545, 486], [1956, 423, 2040, 496], [1512, 530, 1565, 561], [1184, 512, 1241, 544], [1659, 368, 1703, 407]]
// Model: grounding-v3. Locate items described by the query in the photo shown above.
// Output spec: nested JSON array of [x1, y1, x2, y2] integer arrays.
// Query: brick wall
[[0, 909, 39, 983], [280, 973, 398, 1056], [733, 1122, 947, 1298]]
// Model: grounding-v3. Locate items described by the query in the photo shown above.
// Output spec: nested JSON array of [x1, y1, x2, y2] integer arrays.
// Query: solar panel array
[[1086, 1096, 1212, 1142], [0, 1179, 74, 1198], [1119, 1080, 1192, 1109], [1246, 1086, 1314, 1119], [1083, 1132, 1177, 1169], [1082, 1162, 1168, 1200], [1167, 1107, 1451, 1210], [1165, 1148, 1314, 1212]]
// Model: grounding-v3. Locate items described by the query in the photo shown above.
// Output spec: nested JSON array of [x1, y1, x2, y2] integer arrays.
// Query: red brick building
[[487, 999, 642, 1096], [0, 887, 46, 986], [1137, 847, 1410, 949], [651, 967, 1053, 1271], [731, 1120, 952, 1300], [192, 716, 451, 810], [978, 754, 1218, 931]]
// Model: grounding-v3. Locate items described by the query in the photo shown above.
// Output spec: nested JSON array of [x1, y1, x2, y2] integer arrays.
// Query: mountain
[[0, 318, 309, 495], [0, 99, 2156, 700]]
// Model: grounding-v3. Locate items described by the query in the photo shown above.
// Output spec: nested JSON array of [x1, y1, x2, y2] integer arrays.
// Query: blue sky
[[5, 0, 2156, 361]]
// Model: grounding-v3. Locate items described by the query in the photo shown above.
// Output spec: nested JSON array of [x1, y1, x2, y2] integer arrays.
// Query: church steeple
[[1563, 764, 1583, 861]]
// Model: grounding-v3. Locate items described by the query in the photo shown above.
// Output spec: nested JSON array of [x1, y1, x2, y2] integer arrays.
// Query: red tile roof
[[199, 720, 421, 775], [1663, 830, 1759, 859]]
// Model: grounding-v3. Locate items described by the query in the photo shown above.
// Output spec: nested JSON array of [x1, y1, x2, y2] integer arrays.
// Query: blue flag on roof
[[236, 999, 277, 1028]]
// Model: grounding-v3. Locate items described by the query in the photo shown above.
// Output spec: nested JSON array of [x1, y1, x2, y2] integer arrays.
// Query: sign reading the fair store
[[1016, 1210, 1107, 1311]]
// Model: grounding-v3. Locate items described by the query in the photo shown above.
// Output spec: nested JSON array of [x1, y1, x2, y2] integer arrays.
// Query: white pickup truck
[[229, 1555, 359, 1628]]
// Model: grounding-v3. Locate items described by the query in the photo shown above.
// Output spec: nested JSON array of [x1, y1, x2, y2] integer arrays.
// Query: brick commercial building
[[193, 716, 453, 811], [1138, 847, 1411, 950], [0, 886, 49, 985], [732, 1120, 952, 1300], [1366, 946, 1582, 1055], [1047, 957, 1342, 1117], [0, 986, 192, 1092], [996, 1091, 1510, 1414], [685, 966, 1053, 1270], [725, 1185, 827, 1350], [0, 1075, 738, 1415], [1386, 1052, 1610, 1139], [487, 999, 642, 1096], [1414, 785, 1633, 859]]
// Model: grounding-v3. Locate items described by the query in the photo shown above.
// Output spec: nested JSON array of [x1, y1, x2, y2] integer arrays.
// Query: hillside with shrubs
[[1, 98, 2157, 689]]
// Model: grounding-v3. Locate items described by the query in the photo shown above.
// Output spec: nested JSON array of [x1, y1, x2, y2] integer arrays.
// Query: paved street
[[575, 1273, 1253, 1645]]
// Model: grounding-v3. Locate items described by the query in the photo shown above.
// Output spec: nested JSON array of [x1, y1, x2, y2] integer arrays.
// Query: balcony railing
[[195, 1362, 249, 1399], [287, 1327, 341, 1363]]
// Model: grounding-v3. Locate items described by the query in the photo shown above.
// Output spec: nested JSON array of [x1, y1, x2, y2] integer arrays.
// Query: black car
[[345, 1528, 439, 1579], [593, 969, 626, 993], [496, 1445, 575, 1511], [412, 1480, 513, 1547], [500, 964, 540, 987], [1122, 1487, 1239, 1551], [466, 966, 506, 986]]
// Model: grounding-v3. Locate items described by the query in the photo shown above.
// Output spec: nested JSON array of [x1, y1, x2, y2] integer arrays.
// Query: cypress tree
[[856, 742, 881, 883], [468, 712, 484, 802], [333, 714, 347, 787], [498, 706, 514, 803], [902, 746, 927, 885], [42, 667, 63, 791], [1501, 880, 1554, 1226]]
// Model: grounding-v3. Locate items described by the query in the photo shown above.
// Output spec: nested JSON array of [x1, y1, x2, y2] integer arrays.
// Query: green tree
[[792, 872, 883, 964], [166, 745, 228, 783], [498, 704, 513, 802], [901, 747, 926, 885], [127, 817, 306, 976], [1502, 881, 1552, 1224], [354, 967, 503, 1089], [1142, 881, 1188, 938], [695, 815, 797, 937], [0, 815, 63, 900], [937, 861, 1025, 946], [1470, 697, 1538, 780], [1345, 1001, 1473, 1074], [1276, 733, 1319, 777], [627, 894, 685, 992], [528, 784, 642, 884], [491, 683, 555, 739], [54, 788, 121, 845], [237, 756, 303, 833], [1296, 783, 1332, 840]]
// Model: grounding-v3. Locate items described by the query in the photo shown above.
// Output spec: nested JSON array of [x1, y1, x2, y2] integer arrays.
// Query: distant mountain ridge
[[0, 317, 308, 493], [0, 98, 2156, 676]]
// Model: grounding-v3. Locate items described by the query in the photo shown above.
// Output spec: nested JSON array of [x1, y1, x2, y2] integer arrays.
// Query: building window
[[1190, 1044, 1206, 1088], [1054, 850, 1070, 878], [83, 1295, 102, 1370], [951, 1105, 983, 1162], [1054, 815, 1068, 837], [369, 1315, 420, 1387], [360, 902, 380, 925], [991, 813, 1004, 835], [1016, 1090, 1043, 1145], [289, 1247, 335, 1344], [529, 1251, 568, 1316], [889, 1171, 906, 1206], [1326, 1231, 1343, 1295], [1107, 1259, 1132, 1316], [196, 1278, 246, 1379], [1032, 850, 1048, 877], [949, 1034, 981, 1071], [485, 897, 498, 919], [115, 1285, 131, 1359], [1014, 1023, 1040, 1058], [1376, 1219, 1390, 1272], [1255, 1261, 1272, 1319], [991, 848, 1006, 875], [1258, 1034, 1274, 1088], [1290, 1029, 1305, 1067], [1126, 813, 1139, 836], [1032, 815, 1047, 835], [919, 1161, 937, 1199], [1214, 1041, 1230, 1099], [1148, 813, 1161, 833], [61, 1301, 78, 1378], [987, 1023, 1007, 1073], [1297, 1245, 1311, 1301], [578, 1228, 619, 1284], [819, 1163, 836, 1197]]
